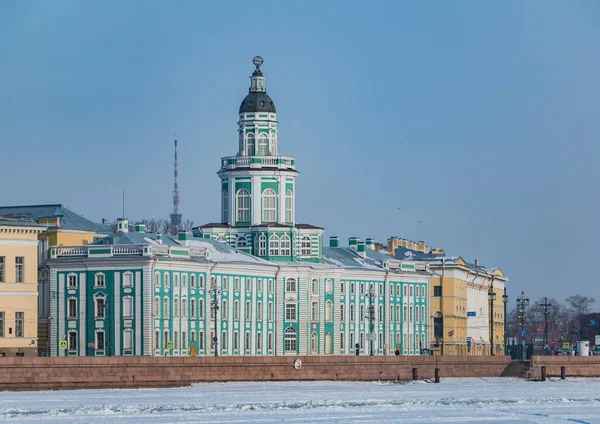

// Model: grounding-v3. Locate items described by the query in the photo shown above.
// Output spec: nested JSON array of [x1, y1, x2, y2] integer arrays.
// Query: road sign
[[595, 335, 600, 345], [212, 337, 218, 343], [563, 342, 570, 349], [367, 333, 377, 342], [59, 340, 67, 350], [520, 330, 526, 337], [167, 340, 173, 349], [521, 335, 526, 341], [591, 320, 597, 326], [467, 311, 476, 317], [551, 340, 555, 345], [355, 343, 360, 349], [466, 337, 472, 344]]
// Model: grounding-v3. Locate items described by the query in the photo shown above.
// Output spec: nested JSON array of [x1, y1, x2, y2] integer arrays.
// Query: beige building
[[0, 217, 46, 356]]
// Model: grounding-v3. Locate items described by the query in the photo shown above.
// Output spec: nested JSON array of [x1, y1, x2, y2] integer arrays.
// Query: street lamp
[[366, 285, 375, 356], [502, 289, 508, 356], [488, 290, 497, 356], [209, 280, 222, 357], [517, 291, 530, 362]]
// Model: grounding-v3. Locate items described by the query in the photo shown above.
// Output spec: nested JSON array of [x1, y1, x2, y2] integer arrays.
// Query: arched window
[[154, 272, 160, 287], [270, 132, 277, 155], [258, 234, 266, 256], [285, 327, 297, 352], [238, 131, 244, 154], [326, 279, 332, 295], [311, 332, 318, 353], [286, 278, 296, 292], [222, 189, 228, 222], [258, 133, 269, 156], [326, 300, 333, 322], [236, 189, 250, 222], [262, 189, 276, 222], [269, 234, 280, 256], [311, 279, 318, 294], [246, 133, 255, 155], [285, 189, 293, 223], [301, 236, 311, 256], [237, 236, 247, 248], [280, 234, 291, 256], [415, 285, 420, 297]]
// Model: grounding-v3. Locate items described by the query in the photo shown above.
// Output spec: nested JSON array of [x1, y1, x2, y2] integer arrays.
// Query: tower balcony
[[220, 155, 296, 172]]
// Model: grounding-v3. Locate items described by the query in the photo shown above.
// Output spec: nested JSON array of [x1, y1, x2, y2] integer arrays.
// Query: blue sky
[[1, 1, 598, 302]]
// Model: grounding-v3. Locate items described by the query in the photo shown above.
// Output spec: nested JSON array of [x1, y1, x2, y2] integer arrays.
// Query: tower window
[[301, 236, 311, 256], [236, 189, 250, 222], [285, 189, 293, 223], [270, 133, 277, 155], [269, 234, 280, 256], [258, 234, 267, 256], [280, 234, 291, 256], [246, 133, 255, 156], [258, 133, 269, 156], [262, 189, 276, 223]]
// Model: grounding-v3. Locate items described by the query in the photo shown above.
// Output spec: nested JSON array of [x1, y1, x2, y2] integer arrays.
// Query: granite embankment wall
[[527, 356, 600, 378], [0, 355, 510, 391]]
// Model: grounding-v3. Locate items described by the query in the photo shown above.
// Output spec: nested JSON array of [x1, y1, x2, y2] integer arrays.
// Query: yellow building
[[0, 217, 46, 357], [0, 205, 108, 355], [389, 238, 508, 356]]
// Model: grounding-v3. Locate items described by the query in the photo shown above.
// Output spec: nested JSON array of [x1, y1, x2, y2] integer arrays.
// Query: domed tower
[[195, 57, 323, 262], [219, 56, 297, 227]]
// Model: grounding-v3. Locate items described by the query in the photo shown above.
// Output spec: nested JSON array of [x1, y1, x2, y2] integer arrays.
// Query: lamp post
[[209, 280, 221, 357], [366, 285, 375, 356], [517, 291, 530, 362], [488, 289, 497, 356], [502, 288, 508, 356]]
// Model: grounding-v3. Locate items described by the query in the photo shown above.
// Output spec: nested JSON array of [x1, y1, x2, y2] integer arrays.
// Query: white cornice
[[0, 238, 40, 246]]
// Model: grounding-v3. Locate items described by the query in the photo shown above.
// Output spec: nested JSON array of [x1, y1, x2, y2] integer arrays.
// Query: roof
[[92, 232, 180, 246], [0, 216, 46, 228], [323, 247, 383, 270], [0, 204, 108, 233], [239, 91, 276, 113], [394, 246, 444, 261], [296, 223, 325, 230]]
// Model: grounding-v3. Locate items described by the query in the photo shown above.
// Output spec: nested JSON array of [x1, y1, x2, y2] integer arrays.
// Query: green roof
[[0, 204, 108, 233]]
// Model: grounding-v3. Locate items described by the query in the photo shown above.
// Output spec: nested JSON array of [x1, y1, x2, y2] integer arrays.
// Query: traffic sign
[[59, 340, 67, 350], [466, 337, 472, 344], [212, 336, 218, 343], [355, 343, 360, 349], [551, 340, 555, 345], [591, 320, 597, 326], [520, 330, 526, 337], [467, 311, 476, 317], [167, 340, 173, 349], [595, 335, 600, 345], [563, 342, 570, 349], [367, 333, 377, 342]]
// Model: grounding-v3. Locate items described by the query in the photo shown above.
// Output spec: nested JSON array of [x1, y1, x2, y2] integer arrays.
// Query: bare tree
[[566, 295, 596, 341]]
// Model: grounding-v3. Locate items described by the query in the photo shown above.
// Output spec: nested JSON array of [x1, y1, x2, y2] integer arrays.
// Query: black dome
[[239, 92, 276, 114]]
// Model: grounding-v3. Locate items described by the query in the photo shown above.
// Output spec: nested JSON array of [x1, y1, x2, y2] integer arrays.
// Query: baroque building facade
[[46, 58, 431, 357]]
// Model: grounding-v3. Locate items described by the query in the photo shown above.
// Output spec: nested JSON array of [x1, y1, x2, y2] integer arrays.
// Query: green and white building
[[46, 58, 431, 357]]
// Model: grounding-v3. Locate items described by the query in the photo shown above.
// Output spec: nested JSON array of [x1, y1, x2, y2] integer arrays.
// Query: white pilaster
[[114, 272, 121, 355], [57, 273, 64, 357], [79, 273, 86, 356], [135, 271, 142, 355], [252, 176, 261, 225]]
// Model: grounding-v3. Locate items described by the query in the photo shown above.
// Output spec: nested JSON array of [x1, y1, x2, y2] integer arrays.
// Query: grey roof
[[393, 246, 443, 261], [0, 204, 108, 233], [323, 247, 384, 270], [239, 91, 276, 113], [91, 231, 180, 246], [0, 216, 46, 228]]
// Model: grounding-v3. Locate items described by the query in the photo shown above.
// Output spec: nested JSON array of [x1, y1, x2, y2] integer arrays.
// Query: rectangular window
[[174, 331, 179, 349], [403, 286, 407, 296], [95, 273, 105, 287], [15, 257, 24, 283], [96, 298, 105, 318], [268, 279, 273, 293], [350, 304, 354, 321], [68, 274, 77, 289], [67, 331, 77, 350], [390, 305, 394, 321], [397, 285, 401, 296], [182, 298, 188, 317], [199, 275, 204, 289], [360, 332, 364, 348], [68, 298, 77, 318], [410, 306, 414, 321], [409, 285, 413, 296], [234, 277, 240, 291], [234, 301, 239, 320], [351, 283, 355, 294], [340, 332, 345, 349], [340, 304, 345, 319], [379, 283, 383, 294], [246, 301, 251, 320], [164, 331, 169, 350], [123, 273, 133, 287], [233, 331, 239, 350], [191, 274, 196, 288], [390, 285, 393, 296], [123, 297, 133, 318], [257, 332, 262, 350], [96, 331, 104, 350], [15, 312, 24, 337], [199, 331, 204, 349], [183, 331, 187, 349], [268, 332, 273, 350], [312, 279, 318, 294], [199, 299, 204, 318], [433, 286, 442, 297], [415, 286, 420, 297], [155, 330, 160, 350], [182, 274, 188, 287], [257, 301, 263, 320], [360, 283, 364, 294], [191, 299, 196, 318], [0, 257, 4, 282], [164, 297, 170, 317], [245, 332, 250, 350], [222, 300, 228, 320], [257, 278, 263, 291], [124, 330, 133, 349], [350, 332, 354, 348], [0, 312, 4, 337], [403, 305, 407, 321], [191, 331, 196, 343], [312, 301, 318, 321], [173, 274, 180, 287], [268, 302, 273, 320], [286, 304, 297, 320], [340, 282, 345, 294], [222, 277, 228, 290], [379, 305, 383, 321]]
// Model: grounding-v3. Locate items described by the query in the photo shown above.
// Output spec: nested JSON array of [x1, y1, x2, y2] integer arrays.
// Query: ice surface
[[1, 377, 600, 423]]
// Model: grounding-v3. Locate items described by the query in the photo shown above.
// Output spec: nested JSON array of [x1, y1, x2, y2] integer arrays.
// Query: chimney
[[156, 233, 163, 244], [349, 237, 360, 249], [329, 236, 339, 247], [366, 238, 375, 250], [178, 231, 189, 246], [474, 259, 479, 266], [134, 223, 146, 233], [356, 241, 367, 258], [117, 218, 129, 233]]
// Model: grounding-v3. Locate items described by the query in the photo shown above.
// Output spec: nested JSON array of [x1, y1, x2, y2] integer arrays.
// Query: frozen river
[[1, 377, 600, 423]]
